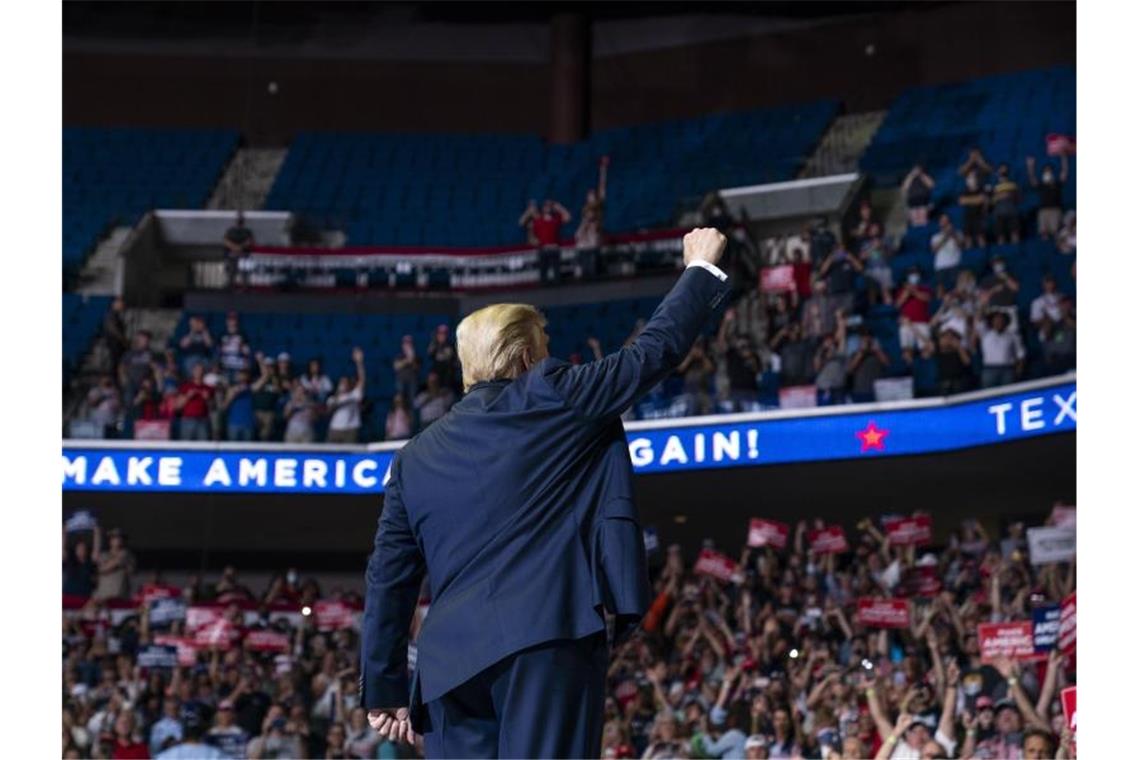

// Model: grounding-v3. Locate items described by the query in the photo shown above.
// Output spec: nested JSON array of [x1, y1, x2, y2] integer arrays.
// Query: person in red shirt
[[177, 363, 214, 441], [895, 267, 933, 362], [110, 710, 150, 759], [521, 198, 571, 284]]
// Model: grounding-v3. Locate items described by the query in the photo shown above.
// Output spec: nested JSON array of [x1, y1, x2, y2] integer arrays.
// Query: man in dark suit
[[361, 228, 730, 758]]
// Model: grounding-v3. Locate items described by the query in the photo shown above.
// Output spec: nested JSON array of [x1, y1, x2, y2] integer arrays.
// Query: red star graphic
[[856, 421, 889, 452]]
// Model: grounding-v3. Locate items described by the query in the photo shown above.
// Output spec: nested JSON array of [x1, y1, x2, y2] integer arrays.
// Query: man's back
[[360, 231, 731, 756]]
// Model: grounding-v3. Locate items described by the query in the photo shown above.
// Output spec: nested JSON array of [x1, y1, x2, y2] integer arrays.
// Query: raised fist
[[683, 227, 727, 269]]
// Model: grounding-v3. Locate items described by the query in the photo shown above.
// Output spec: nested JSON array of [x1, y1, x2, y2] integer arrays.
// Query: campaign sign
[[154, 635, 198, 667], [138, 583, 182, 605], [808, 526, 849, 555], [186, 605, 223, 632], [1032, 603, 1061, 653], [978, 621, 1042, 662], [245, 630, 291, 653], [64, 510, 98, 533], [904, 566, 942, 597], [748, 519, 790, 549], [1027, 526, 1076, 565], [760, 265, 797, 293], [1061, 686, 1076, 752], [136, 644, 178, 670], [1058, 592, 1076, 655], [856, 597, 910, 628], [778, 386, 818, 410], [194, 619, 238, 651], [149, 597, 187, 628], [314, 600, 357, 632], [694, 549, 740, 583], [1046, 134, 1076, 157], [884, 515, 933, 546]]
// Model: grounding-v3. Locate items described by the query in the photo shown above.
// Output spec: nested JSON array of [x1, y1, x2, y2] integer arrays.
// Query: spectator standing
[[722, 336, 762, 411], [111, 710, 149, 759], [518, 199, 540, 246], [814, 314, 848, 406], [1029, 275, 1064, 332], [206, 701, 249, 759], [529, 199, 572, 284], [158, 704, 229, 759], [131, 376, 161, 423], [846, 328, 890, 403], [858, 224, 893, 300], [771, 322, 816, 388], [85, 375, 122, 437], [176, 364, 214, 441], [119, 331, 158, 403], [413, 370, 456, 430], [1026, 155, 1069, 239], [975, 311, 1025, 388], [895, 269, 933, 359], [391, 335, 420, 404], [283, 385, 318, 444], [179, 316, 215, 378], [385, 394, 414, 441], [425, 324, 459, 391], [92, 527, 135, 603], [63, 532, 98, 597], [958, 146, 994, 182], [218, 312, 250, 381], [575, 156, 609, 279], [932, 327, 974, 395], [818, 244, 863, 307], [676, 338, 716, 416], [1056, 210, 1076, 254], [274, 352, 295, 391], [848, 199, 877, 248], [930, 214, 963, 272], [299, 359, 334, 405], [149, 698, 184, 757], [958, 171, 988, 248], [326, 348, 366, 444], [990, 163, 1022, 244], [1039, 298, 1076, 373], [901, 165, 935, 227], [223, 212, 255, 288], [103, 297, 130, 374], [801, 280, 838, 340], [979, 257, 1021, 328], [251, 357, 284, 442]]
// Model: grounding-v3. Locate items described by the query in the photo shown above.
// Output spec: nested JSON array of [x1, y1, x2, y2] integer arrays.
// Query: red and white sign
[[748, 519, 789, 549], [193, 619, 239, 651], [884, 515, 933, 546], [808, 526, 849, 555], [694, 549, 741, 584], [245, 630, 291, 653], [134, 419, 172, 440], [905, 566, 943, 597], [186, 605, 224, 632], [154, 635, 198, 667], [856, 597, 910, 628], [760, 265, 797, 293], [1045, 133, 1076, 157], [1058, 592, 1076, 655], [978, 621, 1041, 662], [1061, 686, 1076, 753], [779, 385, 818, 410], [137, 584, 182, 605], [314, 600, 357, 632]]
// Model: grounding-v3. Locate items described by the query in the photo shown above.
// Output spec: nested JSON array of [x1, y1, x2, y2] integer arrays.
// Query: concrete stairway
[[799, 110, 887, 179], [208, 147, 288, 211], [74, 226, 133, 296]]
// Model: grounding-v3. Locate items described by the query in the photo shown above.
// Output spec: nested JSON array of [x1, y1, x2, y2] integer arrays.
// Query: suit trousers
[[423, 632, 608, 759]]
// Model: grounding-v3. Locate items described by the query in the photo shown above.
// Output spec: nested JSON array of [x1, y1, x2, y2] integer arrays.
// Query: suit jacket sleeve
[[543, 265, 729, 422], [360, 453, 425, 710]]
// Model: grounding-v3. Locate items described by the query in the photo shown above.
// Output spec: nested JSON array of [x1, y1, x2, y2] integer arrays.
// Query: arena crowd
[[62, 503, 1075, 759]]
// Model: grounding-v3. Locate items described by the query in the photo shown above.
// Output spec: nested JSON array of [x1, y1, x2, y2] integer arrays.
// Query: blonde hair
[[456, 303, 547, 392]]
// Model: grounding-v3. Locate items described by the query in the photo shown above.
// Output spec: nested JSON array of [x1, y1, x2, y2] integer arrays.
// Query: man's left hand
[[368, 707, 417, 744]]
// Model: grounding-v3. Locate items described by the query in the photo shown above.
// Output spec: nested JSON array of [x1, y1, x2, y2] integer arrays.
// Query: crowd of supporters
[[62, 503, 1075, 759]]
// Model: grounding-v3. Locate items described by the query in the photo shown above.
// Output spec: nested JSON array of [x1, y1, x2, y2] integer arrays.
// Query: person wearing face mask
[[1025, 154, 1069, 239], [989, 164, 1021, 245], [958, 172, 988, 248], [895, 268, 932, 359], [930, 214, 963, 272]]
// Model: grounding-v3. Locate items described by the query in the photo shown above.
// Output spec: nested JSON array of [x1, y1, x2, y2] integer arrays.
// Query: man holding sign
[[360, 229, 730, 757]]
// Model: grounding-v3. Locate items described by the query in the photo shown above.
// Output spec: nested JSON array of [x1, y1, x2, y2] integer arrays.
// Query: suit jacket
[[360, 264, 729, 724]]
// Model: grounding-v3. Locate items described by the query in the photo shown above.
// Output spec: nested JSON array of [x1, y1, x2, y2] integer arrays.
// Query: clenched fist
[[683, 227, 727, 268]]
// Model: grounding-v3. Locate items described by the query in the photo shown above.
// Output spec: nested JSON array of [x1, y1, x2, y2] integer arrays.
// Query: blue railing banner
[[62, 375, 1074, 494]]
